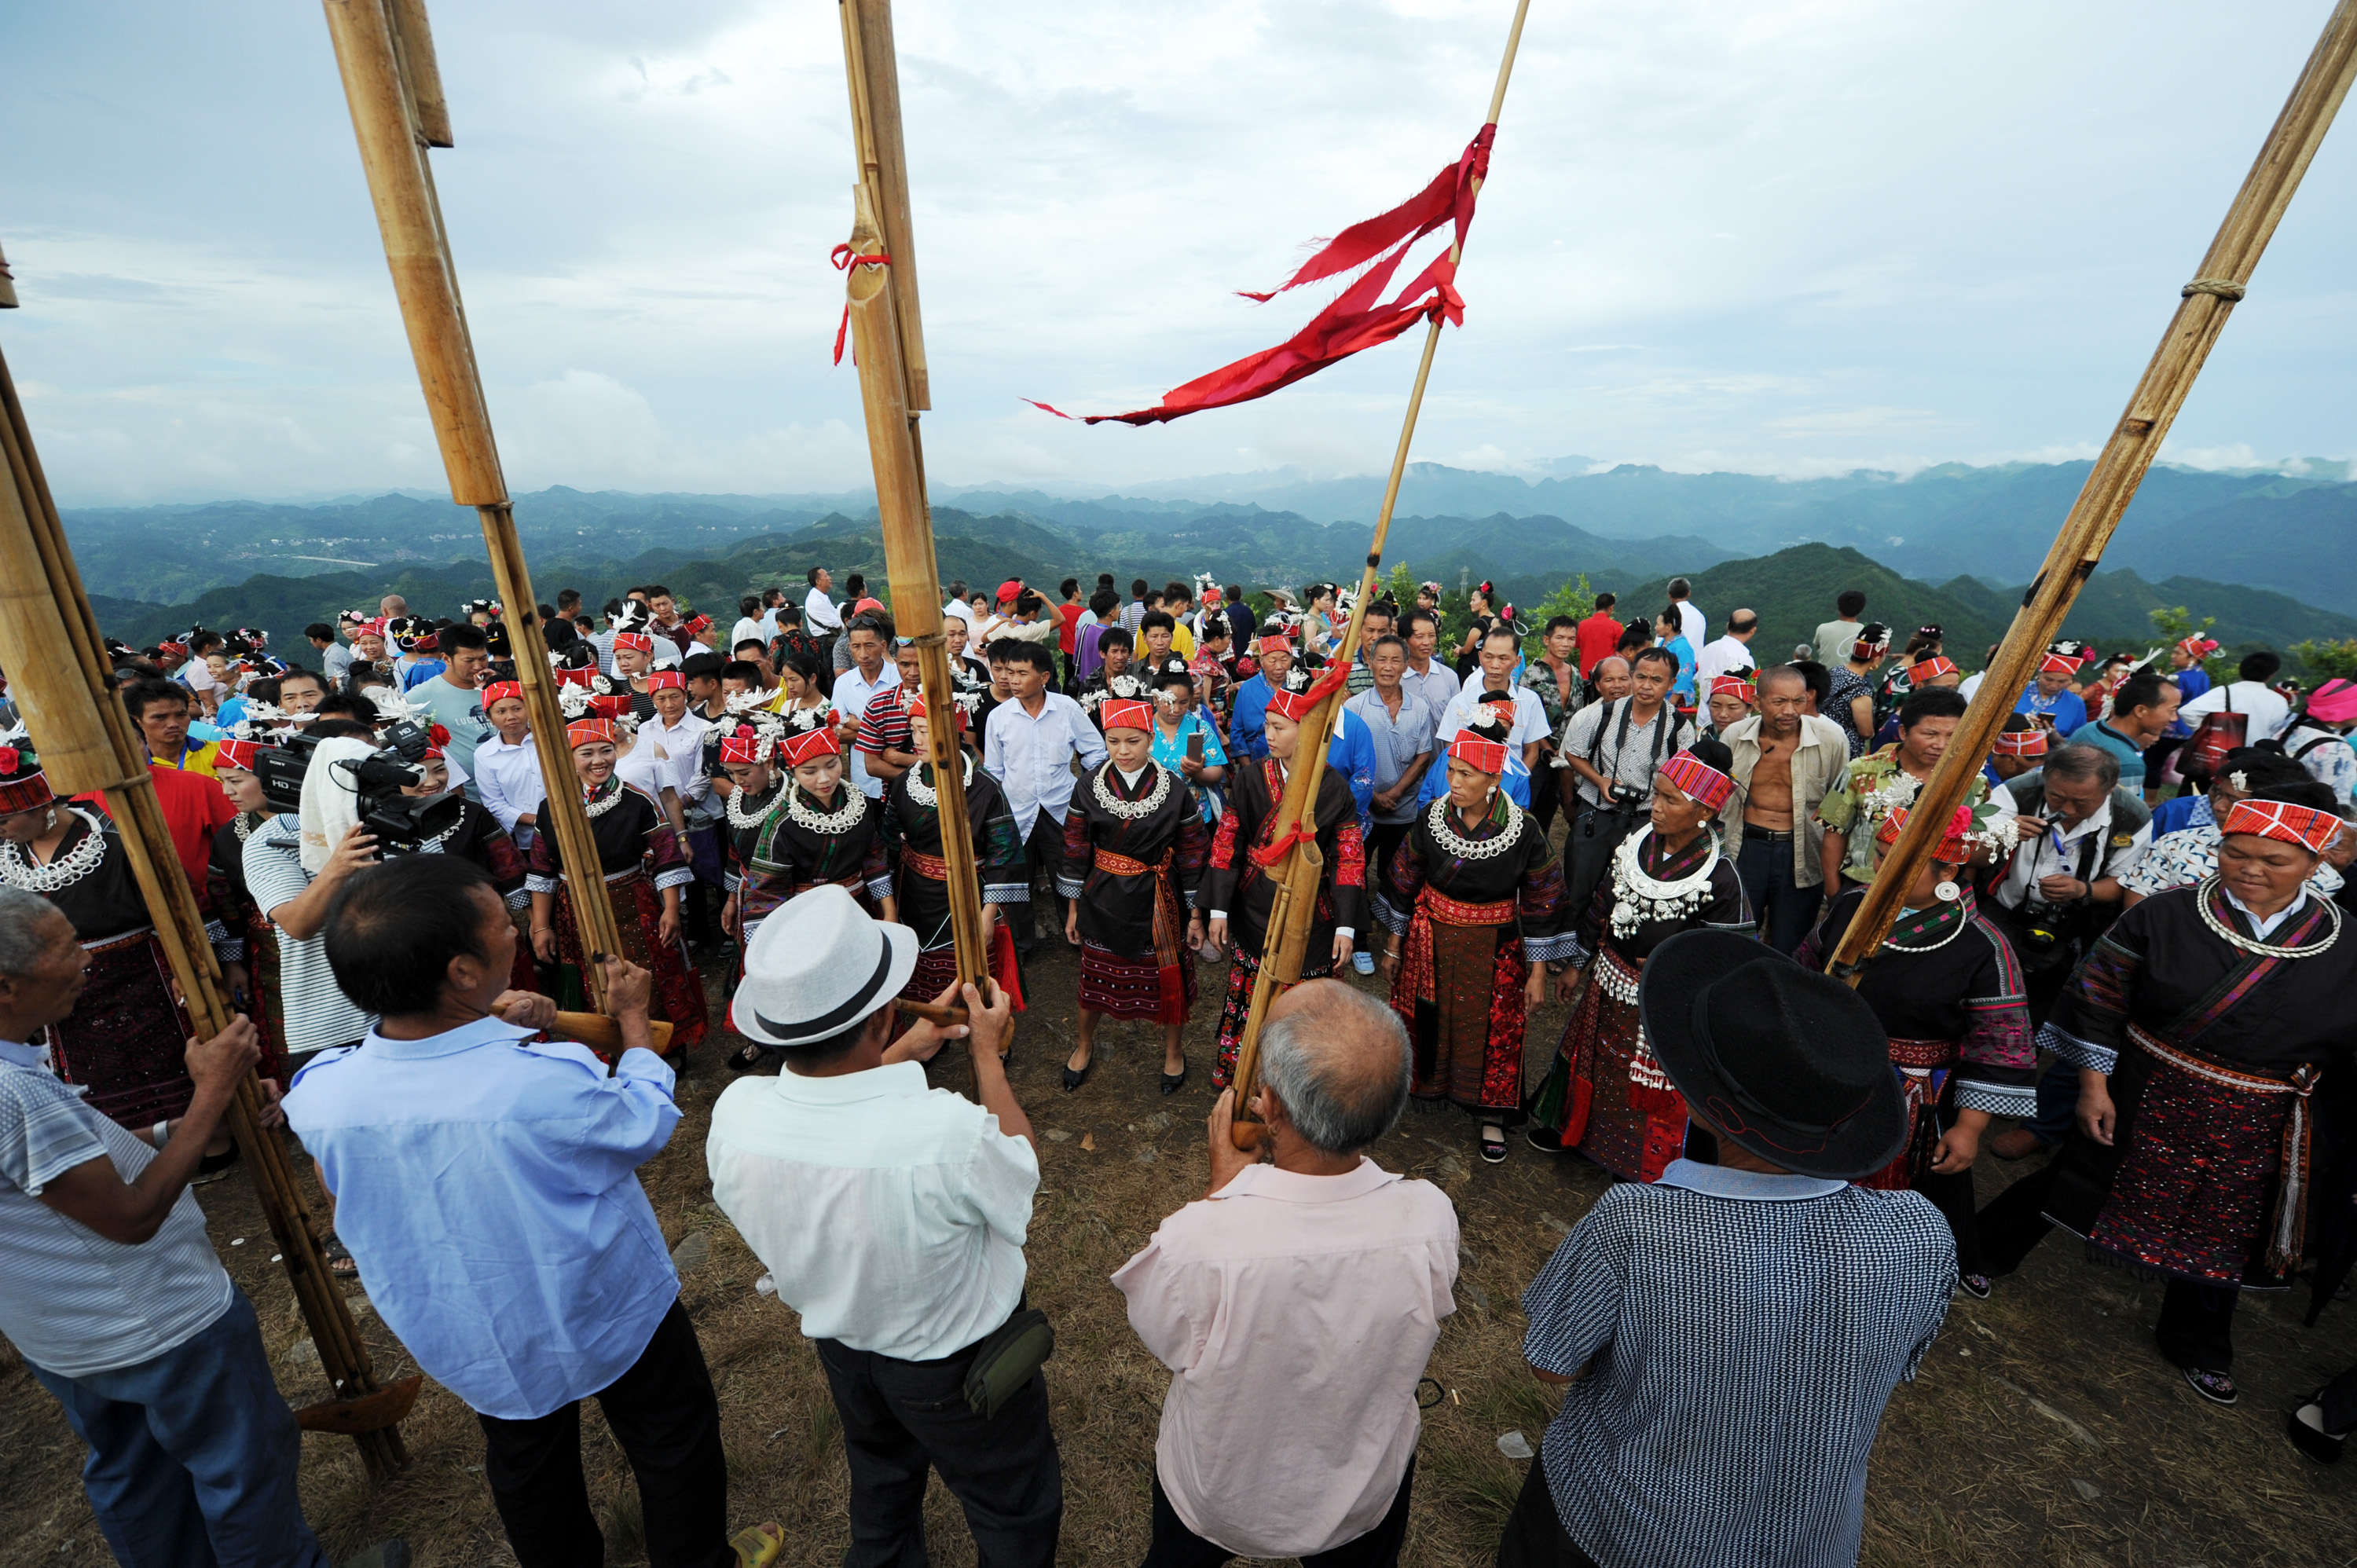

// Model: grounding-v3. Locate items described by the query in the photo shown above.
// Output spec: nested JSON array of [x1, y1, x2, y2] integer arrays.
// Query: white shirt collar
[[361, 1015, 539, 1061], [1655, 1157, 1846, 1201], [2223, 886, 2308, 943], [769, 1058, 929, 1105]]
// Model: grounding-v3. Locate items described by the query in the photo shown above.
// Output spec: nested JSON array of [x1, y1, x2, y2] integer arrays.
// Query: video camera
[[253, 719, 465, 855]]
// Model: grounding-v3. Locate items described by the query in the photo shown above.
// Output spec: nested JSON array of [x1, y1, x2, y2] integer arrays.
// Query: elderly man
[[708, 887, 1058, 1567], [1719, 665, 1853, 952], [0, 887, 339, 1567], [284, 856, 736, 1568], [1114, 980, 1456, 1568]]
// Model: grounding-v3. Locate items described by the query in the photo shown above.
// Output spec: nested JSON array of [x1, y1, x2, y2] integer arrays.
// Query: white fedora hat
[[731, 884, 918, 1048]]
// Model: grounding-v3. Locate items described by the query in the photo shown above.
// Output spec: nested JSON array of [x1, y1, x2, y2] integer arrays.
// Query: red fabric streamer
[[1246, 661, 1354, 869], [1032, 124, 1495, 427], [831, 245, 894, 367]]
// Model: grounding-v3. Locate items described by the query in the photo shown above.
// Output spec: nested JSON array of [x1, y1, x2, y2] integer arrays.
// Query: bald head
[[1258, 980, 1411, 1155]]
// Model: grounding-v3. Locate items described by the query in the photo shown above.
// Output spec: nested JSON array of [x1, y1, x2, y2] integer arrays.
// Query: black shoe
[[1527, 1125, 1564, 1153], [727, 1041, 769, 1074], [2181, 1365, 2239, 1406], [2289, 1394, 2348, 1464], [1479, 1126, 1508, 1163], [1062, 1058, 1092, 1092], [1957, 1273, 1992, 1301], [1160, 1066, 1188, 1095]]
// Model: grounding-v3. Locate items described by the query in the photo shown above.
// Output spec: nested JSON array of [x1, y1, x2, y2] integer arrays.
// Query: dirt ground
[[7, 922, 2357, 1566]]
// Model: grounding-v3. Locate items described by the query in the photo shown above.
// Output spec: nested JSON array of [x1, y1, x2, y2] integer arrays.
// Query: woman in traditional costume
[[1527, 741, 1754, 1179], [405, 733, 535, 992], [1978, 789, 2357, 1407], [1795, 803, 2034, 1296], [1058, 697, 1210, 1093], [0, 742, 198, 1130], [883, 691, 1027, 1024], [203, 735, 286, 1085], [525, 717, 709, 1056], [738, 709, 894, 932], [1201, 680, 1367, 1096], [1375, 716, 1573, 1163]]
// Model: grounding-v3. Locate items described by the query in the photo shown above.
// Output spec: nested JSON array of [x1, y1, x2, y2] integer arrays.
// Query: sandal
[[727, 1041, 770, 1074], [2289, 1392, 2349, 1464], [1479, 1125, 1508, 1164], [2181, 1365, 2238, 1406], [1957, 1273, 1992, 1301], [322, 1232, 360, 1280]]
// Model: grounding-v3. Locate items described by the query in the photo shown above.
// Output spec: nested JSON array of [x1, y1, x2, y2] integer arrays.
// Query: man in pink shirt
[[1113, 981, 1457, 1566]]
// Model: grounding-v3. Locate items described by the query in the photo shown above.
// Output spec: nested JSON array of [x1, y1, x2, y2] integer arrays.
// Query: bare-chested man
[[1720, 665, 1853, 953]]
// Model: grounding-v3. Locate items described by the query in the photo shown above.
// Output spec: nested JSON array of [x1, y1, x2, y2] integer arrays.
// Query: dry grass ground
[[7, 921, 2357, 1566]]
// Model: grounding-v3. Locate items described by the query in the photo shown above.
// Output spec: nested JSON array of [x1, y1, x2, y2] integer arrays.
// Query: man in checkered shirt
[[1498, 932, 1954, 1568]]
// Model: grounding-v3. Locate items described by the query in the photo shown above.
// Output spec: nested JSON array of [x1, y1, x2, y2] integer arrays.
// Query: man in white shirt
[[708, 889, 1057, 1568], [804, 567, 844, 652], [1114, 980, 1455, 1567], [1435, 625, 1550, 775], [1668, 577, 1707, 651], [1989, 744, 2150, 1021], [0, 888, 335, 1568], [2178, 649, 2295, 743], [829, 617, 902, 801], [1693, 608, 1761, 687], [729, 595, 766, 655], [984, 639, 1108, 954]]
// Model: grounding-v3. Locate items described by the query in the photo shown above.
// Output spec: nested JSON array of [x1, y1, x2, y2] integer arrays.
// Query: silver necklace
[[1884, 901, 1971, 954], [726, 779, 783, 831], [231, 810, 263, 844], [1607, 826, 1719, 939], [1425, 795, 1522, 861], [1092, 760, 1171, 820], [907, 753, 974, 809], [789, 783, 867, 837], [0, 808, 108, 892], [582, 779, 626, 819], [2196, 876, 2340, 958]]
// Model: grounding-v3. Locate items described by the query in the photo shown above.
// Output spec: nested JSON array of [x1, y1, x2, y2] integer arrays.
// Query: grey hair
[[2045, 742, 2120, 790], [0, 885, 69, 979], [1259, 985, 1411, 1155]]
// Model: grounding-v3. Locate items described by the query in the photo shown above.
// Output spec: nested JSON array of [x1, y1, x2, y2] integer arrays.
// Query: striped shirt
[[1523, 1160, 1952, 1568], [243, 815, 374, 1055], [0, 1039, 235, 1376]]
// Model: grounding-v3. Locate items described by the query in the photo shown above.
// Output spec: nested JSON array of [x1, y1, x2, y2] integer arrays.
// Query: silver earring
[[42, 808, 57, 830], [1934, 880, 1960, 902]]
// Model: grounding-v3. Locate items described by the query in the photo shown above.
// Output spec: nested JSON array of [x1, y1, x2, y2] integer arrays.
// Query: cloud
[[2, 0, 2351, 504]]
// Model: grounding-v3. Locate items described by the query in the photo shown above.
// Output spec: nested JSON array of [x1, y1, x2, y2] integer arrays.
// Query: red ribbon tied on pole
[[830, 244, 895, 366], [1246, 659, 1357, 869], [1031, 124, 1495, 426]]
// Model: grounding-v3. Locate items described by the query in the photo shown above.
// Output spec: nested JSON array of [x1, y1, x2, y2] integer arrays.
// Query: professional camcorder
[[254, 719, 464, 855]]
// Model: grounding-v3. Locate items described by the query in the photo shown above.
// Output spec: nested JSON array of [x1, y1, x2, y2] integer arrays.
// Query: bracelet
[[152, 1119, 173, 1146], [532, 927, 555, 936]]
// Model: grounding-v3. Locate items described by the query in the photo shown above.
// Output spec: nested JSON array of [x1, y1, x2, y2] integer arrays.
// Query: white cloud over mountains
[[3, 0, 2352, 505]]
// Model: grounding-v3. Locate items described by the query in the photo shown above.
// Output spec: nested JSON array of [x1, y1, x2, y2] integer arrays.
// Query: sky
[[4, 0, 2354, 507]]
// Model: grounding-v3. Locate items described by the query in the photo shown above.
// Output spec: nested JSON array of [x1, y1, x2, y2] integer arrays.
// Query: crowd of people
[[3, 559, 2357, 1568]]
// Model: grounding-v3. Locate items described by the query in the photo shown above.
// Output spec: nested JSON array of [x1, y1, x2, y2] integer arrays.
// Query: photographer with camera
[[1985, 742, 2150, 1023], [1557, 646, 1693, 918], [240, 728, 379, 1073]]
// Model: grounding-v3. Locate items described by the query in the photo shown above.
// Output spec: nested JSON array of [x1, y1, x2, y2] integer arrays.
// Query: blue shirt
[[1661, 635, 1696, 698], [2014, 683, 2088, 737], [1229, 674, 1276, 763], [2168, 666, 2212, 735], [1328, 706, 1377, 826], [1417, 742, 1534, 810], [282, 1017, 683, 1420], [1149, 711, 1229, 824], [2073, 718, 2147, 790], [2151, 793, 2211, 837], [1523, 1158, 1952, 1568]]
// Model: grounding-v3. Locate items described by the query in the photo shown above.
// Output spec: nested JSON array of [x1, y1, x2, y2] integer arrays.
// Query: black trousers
[[1143, 1458, 1414, 1568], [1011, 811, 1069, 953], [2321, 1362, 2357, 1431], [816, 1332, 1063, 1568], [1976, 1160, 2242, 1372], [1531, 761, 1563, 838], [1494, 1461, 1603, 1568], [1367, 820, 1415, 892], [1563, 804, 1641, 924], [1912, 1098, 1985, 1280], [475, 1299, 732, 1568], [1732, 830, 1824, 955]]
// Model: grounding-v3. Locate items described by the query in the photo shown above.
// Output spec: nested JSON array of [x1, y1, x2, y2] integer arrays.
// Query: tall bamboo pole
[[1827, 0, 2357, 983], [0, 276, 414, 1477], [1226, 0, 1532, 1145], [837, 0, 992, 1036], [317, 0, 627, 1031]]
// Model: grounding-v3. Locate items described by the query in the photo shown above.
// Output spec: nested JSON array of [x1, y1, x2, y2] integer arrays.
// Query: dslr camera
[[253, 719, 464, 855], [1607, 780, 1648, 809]]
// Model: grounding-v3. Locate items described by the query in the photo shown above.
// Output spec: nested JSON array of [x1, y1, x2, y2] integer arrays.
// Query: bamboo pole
[[318, 0, 628, 1035], [836, 2, 992, 1046], [0, 295, 411, 1476], [1826, 0, 2357, 983], [1227, 0, 1532, 1146]]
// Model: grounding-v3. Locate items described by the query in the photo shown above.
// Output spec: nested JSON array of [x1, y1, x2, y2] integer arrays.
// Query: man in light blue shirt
[[983, 640, 1109, 954], [284, 855, 736, 1568]]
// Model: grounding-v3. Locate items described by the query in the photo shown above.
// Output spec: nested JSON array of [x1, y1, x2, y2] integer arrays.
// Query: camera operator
[[1557, 646, 1693, 915], [240, 726, 379, 1073], [1985, 742, 2150, 1023]]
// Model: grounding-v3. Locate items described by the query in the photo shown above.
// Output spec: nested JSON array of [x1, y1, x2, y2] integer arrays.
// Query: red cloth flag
[[1031, 126, 1496, 427]]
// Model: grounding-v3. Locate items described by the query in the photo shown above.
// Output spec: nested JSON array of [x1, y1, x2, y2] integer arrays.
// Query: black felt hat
[[1638, 930, 1905, 1181]]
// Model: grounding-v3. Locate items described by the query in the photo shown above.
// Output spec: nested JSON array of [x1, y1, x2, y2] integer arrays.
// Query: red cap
[[1708, 674, 1756, 703], [1266, 687, 1322, 723], [646, 670, 687, 692], [1876, 803, 1980, 863], [904, 692, 966, 731], [1991, 727, 2049, 757], [2038, 650, 2084, 676], [1658, 749, 1735, 814], [2224, 798, 2342, 855], [1447, 731, 1508, 775], [566, 720, 618, 749], [483, 680, 526, 708], [1100, 698, 1154, 733], [1908, 656, 1960, 683], [1256, 632, 1292, 655], [779, 725, 841, 768], [556, 667, 597, 689], [995, 580, 1023, 604], [718, 731, 772, 766], [614, 632, 655, 654]]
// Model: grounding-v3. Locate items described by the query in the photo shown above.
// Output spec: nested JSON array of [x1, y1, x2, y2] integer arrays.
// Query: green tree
[[2290, 639, 2357, 681], [1520, 574, 1596, 661], [1383, 561, 1417, 614]]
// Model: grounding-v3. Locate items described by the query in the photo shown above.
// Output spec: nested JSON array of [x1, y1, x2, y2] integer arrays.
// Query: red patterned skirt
[[1210, 947, 1336, 1090], [240, 908, 288, 1089], [1075, 846, 1193, 1026], [49, 929, 196, 1129], [1388, 888, 1526, 1115], [1856, 1039, 1956, 1192], [1529, 946, 1684, 1182], [2051, 1025, 2318, 1288], [898, 922, 1027, 1026], [550, 867, 709, 1056]]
